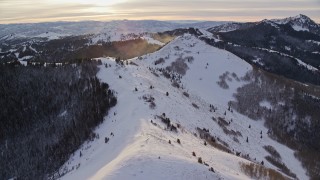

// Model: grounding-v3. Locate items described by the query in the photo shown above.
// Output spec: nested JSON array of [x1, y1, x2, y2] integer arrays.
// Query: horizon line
[[1, 16, 319, 25]]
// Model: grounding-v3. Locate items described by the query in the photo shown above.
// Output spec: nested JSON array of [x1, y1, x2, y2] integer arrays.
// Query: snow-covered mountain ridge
[[271, 14, 320, 33], [58, 35, 307, 180], [207, 14, 320, 35]]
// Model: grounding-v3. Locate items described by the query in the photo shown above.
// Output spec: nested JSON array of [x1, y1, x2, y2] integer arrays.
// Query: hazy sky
[[0, 0, 319, 24]]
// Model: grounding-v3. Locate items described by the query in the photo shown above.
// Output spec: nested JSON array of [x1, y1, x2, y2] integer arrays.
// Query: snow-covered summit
[[272, 14, 312, 25], [271, 14, 320, 33]]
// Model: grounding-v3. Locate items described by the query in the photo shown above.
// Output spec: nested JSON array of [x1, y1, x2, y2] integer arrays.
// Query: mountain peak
[[271, 14, 319, 33], [295, 14, 309, 19], [291, 14, 314, 24], [272, 14, 312, 24]]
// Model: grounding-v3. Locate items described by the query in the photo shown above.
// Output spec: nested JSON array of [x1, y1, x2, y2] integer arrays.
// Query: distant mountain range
[[0, 20, 227, 40]]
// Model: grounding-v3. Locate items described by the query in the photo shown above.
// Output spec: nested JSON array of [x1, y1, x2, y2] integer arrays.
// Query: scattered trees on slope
[[230, 68, 320, 179], [240, 162, 288, 180]]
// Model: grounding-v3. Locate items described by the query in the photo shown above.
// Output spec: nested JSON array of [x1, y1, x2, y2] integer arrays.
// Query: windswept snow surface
[[59, 35, 308, 180]]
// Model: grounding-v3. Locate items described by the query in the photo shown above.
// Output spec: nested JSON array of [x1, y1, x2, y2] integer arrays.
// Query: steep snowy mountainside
[[203, 15, 320, 179], [58, 34, 307, 180]]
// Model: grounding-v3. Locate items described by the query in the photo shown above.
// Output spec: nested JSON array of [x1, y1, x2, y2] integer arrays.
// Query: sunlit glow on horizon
[[0, 0, 319, 24]]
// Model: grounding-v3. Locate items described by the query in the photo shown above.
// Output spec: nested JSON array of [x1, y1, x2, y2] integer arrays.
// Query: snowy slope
[[58, 34, 308, 180]]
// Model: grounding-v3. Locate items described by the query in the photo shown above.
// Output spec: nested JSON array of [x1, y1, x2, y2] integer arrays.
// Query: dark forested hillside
[[0, 60, 117, 179], [219, 22, 320, 68], [230, 67, 320, 179], [205, 19, 320, 86]]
